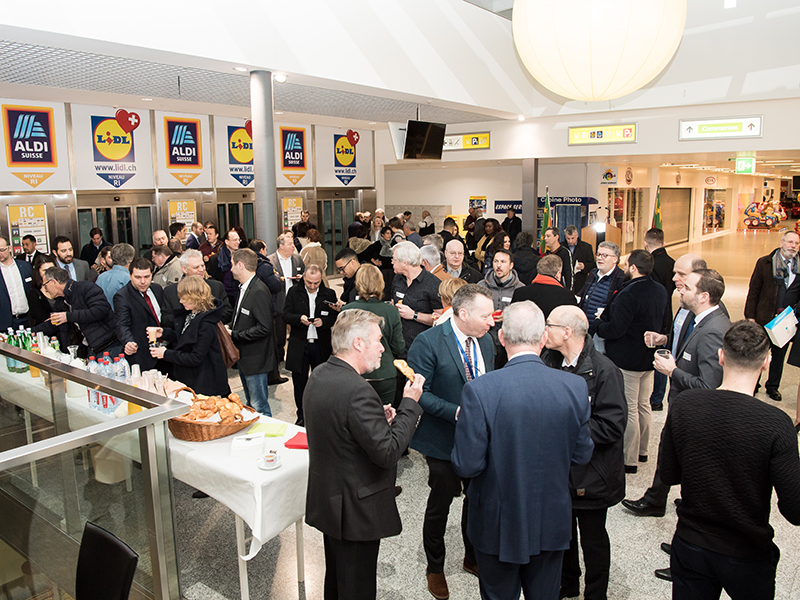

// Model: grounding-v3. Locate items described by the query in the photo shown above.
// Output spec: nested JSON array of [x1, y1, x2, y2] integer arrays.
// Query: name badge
[[24, 277, 32, 282], [502, 297, 512, 303], [682, 352, 691, 362], [297, 266, 302, 271], [321, 311, 329, 316], [396, 292, 405, 298], [241, 308, 250, 316]]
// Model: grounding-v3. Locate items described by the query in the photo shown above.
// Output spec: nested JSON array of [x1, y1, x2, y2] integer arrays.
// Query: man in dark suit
[[268, 233, 305, 370], [114, 257, 165, 371], [577, 241, 625, 335], [229, 249, 277, 417], [283, 265, 338, 425], [511, 255, 577, 318], [79, 227, 112, 266], [564, 225, 596, 294], [407, 284, 496, 599], [53, 236, 94, 282], [0, 235, 34, 330], [15, 234, 44, 265], [185, 221, 206, 250], [623, 268, 731, 519], [160, 249, 232, 329], [644, 227, 676, 411], [304, 309, 424, 600], [501, 208, 522, 247], [452, 301, 593, 600]]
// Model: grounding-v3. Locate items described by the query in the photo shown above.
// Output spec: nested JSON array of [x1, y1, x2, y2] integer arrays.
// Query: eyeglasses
[[43, 279, 54, 286], [336, 258, 354, 273], [545, 322, 569, 329], [0, 247, 9, 253], [596, 252, 616, 259]]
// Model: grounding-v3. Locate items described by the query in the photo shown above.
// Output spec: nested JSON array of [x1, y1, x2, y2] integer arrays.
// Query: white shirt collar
[[693, 304, 719, 325], [508, 350, 539, 361]]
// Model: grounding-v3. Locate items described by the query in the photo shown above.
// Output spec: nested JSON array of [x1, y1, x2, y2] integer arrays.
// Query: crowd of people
[[2, 211, 799, 600]]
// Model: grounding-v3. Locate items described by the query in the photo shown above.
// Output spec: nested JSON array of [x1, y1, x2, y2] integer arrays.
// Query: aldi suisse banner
[[213, 116, 254, 188], [71, 104, 154, 190], [0, 99, 70, 191], [155, 111, 212, 188], [315, 126, 373, 188], [276, 122, 313, 188]]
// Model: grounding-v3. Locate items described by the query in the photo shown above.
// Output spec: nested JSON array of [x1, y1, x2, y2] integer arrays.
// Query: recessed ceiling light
[[274, 111, 284, 115], [369, 122, 377, 125], [517, 115, 525, 121], [273, 73, 287, 83], [234, 67, 248, 72], [141, 98, 153, 102]]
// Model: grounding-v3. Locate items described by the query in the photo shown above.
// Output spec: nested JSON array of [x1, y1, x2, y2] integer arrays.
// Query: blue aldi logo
[[281, 127, 306, 170], [165, 117, 202, 168], [2, 105, 57, 167]]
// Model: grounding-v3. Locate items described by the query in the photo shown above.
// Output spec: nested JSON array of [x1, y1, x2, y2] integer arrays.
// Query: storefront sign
[[443, 133, 490, 151], [705, 176, 717, 185], [600, 168, 618, 185], [168, 200, 196, 228], [494, 200, 522, 214], [155, 111, 212, 188], [569, 124, 636, 145], [535, 196, 595, 233], [7, 204, 49, 255], [679, 116, 763, 140], [282, 197, 303, 231]]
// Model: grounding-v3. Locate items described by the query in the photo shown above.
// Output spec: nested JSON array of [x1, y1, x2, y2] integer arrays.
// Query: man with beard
[[478, 249, 525, 368]]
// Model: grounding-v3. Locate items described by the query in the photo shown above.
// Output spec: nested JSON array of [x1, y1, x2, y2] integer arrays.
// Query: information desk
[[0, 363, 308, 600]]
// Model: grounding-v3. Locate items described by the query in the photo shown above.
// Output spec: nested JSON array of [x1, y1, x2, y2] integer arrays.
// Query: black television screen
[[793, 175, 800, 191], [403, 120, 446, 160]]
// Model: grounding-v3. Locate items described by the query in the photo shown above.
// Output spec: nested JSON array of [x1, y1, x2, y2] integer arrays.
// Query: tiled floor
[[177, 227, 800, 599]]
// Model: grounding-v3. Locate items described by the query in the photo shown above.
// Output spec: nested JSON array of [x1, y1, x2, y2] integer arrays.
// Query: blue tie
[[679, 315, 695, 349]]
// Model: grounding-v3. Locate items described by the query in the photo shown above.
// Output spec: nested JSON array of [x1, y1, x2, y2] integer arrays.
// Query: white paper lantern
[[512, 0, 687, 101]]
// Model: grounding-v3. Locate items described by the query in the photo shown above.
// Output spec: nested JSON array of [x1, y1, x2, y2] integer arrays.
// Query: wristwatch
[[413, 312, 419, 321]]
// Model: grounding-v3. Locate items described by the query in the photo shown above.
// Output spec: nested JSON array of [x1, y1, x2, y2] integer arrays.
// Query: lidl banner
[[155, 111, 211, 188], [0, 99, 69, 191], [7, 204, 50, 255], [276, 122, 313, 188], [316, 126, 373, 188], [213, 116, 254, 188], [71, 104, 154, 190]]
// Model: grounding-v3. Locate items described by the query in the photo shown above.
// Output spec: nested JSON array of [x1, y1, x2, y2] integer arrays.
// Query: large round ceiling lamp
[[512, 0, 687, 101]]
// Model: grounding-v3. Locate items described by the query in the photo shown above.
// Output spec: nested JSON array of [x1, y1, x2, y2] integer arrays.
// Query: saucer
[[257, 455, 282, 471]]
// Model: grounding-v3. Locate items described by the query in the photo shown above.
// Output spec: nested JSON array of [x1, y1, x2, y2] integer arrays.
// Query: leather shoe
[[661, 542, 672, 555], [269, 376, 289, 385], [463, 558, 479, 576], [426, 570, 449, 599], [394, 486, 402, 497], [639, 455, 648, 462], [621, 497, 666, 517], [651, 403, 664, 411], [655, 568, 672, 582], [558, 587, 579, 599], [624, 465, 638, 474], [192, 490, 210, 499], [674, 498, 683, 507], [766, 388, 782, 401]]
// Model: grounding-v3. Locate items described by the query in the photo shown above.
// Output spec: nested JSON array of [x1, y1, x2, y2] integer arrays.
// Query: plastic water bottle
[[117, 354, 131, 380], [86, 357, 100, 410], [17, 326, 29, 374], [5, 327, 17, 372], [99, 359, 117, 414]]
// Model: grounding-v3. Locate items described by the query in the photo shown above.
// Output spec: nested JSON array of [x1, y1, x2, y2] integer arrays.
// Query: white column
[[250, 71, 279, 249]]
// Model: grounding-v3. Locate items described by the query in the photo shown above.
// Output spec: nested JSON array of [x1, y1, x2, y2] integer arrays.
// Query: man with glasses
[[577, 241, 625, 334], [444, 239, 482, 284], [268, 233, 305, 378], [160, 249, 232, 329], [335, 248, 361, 305], [0, 235, 33, 331]]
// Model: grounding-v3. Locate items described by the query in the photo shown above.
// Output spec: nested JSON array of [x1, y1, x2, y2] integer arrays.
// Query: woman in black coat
[[149, 275, 230, 397]]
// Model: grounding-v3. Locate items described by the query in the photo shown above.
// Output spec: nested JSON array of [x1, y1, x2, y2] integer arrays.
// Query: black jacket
[[230, 277, 277, 376], [35, 280, 116, 352], [511, 275, 577, 318], [80, 240, 112, 266], [283, 283, 338, 372], [512, 246, 540, 285], [744, 248, 800, 325], [161, 277, 233, 330], [569, 240, 596, 294], [549, 245, 573, 292], [161, 300, 230, 397], [255, 254, 283, 296], [651, 247, 676, 330], [501, 216, 522, 243], [596, 276, 668, 372], [542, 336, 626, 509], [454, 262, 483, 285], [578, 266, 626, 334], [113, 281, 165, 370]]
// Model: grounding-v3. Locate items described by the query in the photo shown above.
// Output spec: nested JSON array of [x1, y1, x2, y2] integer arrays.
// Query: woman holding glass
[[148, 275, 230, 396]]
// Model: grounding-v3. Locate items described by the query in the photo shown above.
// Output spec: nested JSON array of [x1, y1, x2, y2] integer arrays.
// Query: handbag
[[216, 321, 240, 368]]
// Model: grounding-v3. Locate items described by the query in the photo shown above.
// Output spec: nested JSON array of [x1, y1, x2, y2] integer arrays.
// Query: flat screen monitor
[[403, 120, 446, 160], [793, 175, 800, 191]]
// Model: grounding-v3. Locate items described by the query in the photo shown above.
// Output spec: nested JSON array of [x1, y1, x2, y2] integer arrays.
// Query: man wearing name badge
[[229, 248, 276, 417], [744, 230, 800, 401], [578, 242, 625, 336], [15, 234, 44, 264], [407, 284, 495, 600], [114, 257, 166, 372], [80, 227, 112, 266], [96, 243, 135, 309], [0, 235, 33, 331], [478, 249, 524, 368], [52, 236, 94, 282], [160, 249, 232, 330], [391, 242, 443, 351]]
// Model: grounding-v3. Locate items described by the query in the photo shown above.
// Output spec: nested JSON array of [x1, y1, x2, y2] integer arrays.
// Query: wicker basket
[[167, 387, 260, 442]]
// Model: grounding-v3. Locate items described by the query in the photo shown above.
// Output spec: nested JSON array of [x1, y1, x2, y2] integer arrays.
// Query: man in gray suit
[[268, 232, 305, 380], [53, 236, 94, 282], [623, 268, 731, 518]]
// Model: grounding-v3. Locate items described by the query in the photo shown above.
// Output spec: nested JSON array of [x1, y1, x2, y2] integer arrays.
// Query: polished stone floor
[[176, 227, 800, 600]]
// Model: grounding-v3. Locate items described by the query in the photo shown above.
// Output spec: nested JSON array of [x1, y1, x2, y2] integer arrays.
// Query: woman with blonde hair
[[434, 277, 468, 326], [341, 263, 405, 404], [370, 214, 385, 241], [149, 275, 230, 396], [300, 228, 329, 286]]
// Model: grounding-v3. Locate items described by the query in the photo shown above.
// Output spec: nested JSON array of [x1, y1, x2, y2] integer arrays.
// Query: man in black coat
[[511, 255, 577, 318], [229, 249, 277, 417], [160, 250, 232, 330], [542, 306, 626, 600], [79, 227, 112, 266], [247, 240, 283, 296], [114, 257, 166, 371], [644, 227, 676, 410], [543, 227, 573, 292], [443, 239, 482, 283], [595, 250, 668, 474], [564, 225, 596, 294], [501, 208, 523, 247], [283, 265, 338, 425], [304, 309, 424, 600], [578, 241, 625, 335], [512, 231, 540, 285]]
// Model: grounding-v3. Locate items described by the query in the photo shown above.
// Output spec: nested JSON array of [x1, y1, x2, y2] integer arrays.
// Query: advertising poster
[[0, 99, 70, 191], [469, 196, 487, 211], [315, 126, 374, 188], [600, 167, 618, 185], [7, 205, 50, 255], [282, 197, 303, 231], [155, 111, 212, 189], [168, 200, 197, 228], [71, 104, 154, 190], [276, 123, 313, 188], [213, 116, 254, 188]]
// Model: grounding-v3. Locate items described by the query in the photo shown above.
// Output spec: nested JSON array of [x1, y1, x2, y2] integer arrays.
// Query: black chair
[[76, 521, 139, 600]]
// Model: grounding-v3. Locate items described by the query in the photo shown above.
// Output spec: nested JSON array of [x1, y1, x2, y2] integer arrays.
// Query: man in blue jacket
[[452, 300, 594, 600]]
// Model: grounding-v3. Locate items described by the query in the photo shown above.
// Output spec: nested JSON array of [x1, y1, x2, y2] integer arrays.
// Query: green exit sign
[[736, 157, 756, 174]]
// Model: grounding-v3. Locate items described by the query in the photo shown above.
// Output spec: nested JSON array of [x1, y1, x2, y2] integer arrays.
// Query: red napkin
[[284, 432, 308, 449]]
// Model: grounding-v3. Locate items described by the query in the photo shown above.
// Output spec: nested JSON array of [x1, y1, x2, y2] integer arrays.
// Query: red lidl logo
[[165, 117, 202, 169], [227, 125, 254, 187], [3, 105, 57, 167], [92, 116, 134, 162]]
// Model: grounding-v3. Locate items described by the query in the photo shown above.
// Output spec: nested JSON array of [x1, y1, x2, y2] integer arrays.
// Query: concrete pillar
[[522, 158, 538, 240], [250, 70, 278, 249]]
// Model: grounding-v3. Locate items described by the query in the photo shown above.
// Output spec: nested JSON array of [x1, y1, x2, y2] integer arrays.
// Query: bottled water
[[86, 357, 100, 410], [117, 354, 131, 379], [98, 359, 116, 414]]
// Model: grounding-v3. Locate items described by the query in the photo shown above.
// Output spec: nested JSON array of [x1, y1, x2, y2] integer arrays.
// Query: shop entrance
[[318, 196, 356, 277], [76, 192, 156, 257], [609, 188, 647, 254]]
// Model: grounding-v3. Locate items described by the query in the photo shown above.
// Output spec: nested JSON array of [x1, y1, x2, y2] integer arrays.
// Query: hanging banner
[[0, 99, 70, 191], [155, 111, 212, 188], [315, 126, 374, 188], [213, 115, 254, 188], [277, 124, 313, 187], [71, 104, 154, 190], [7, 204, 50, 255]]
